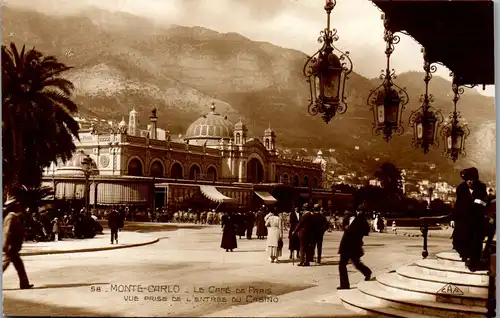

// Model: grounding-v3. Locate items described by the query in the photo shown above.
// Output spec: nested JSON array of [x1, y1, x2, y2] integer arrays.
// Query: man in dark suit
[[312, 204, 329, 264], [451, 167, 488, 270], [108, 209, 123, 244], [3, 197, 34, 289], [293, 203, 314, 266], [288, 207, 301, 259], [337, 204, 372, 290]]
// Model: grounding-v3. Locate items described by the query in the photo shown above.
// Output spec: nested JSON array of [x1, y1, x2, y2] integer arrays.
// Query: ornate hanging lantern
[[440, 75, 470, 162], [409, 48, 444, 153], [303, 0, 353, 124], [367, 14, 409, 142]]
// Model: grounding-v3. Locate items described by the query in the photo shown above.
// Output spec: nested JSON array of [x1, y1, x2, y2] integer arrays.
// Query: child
[[52, 217, 60, 242]]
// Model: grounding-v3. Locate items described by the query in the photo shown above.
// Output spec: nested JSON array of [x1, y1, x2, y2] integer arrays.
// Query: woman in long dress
[[256, 209, 268, 239], [220, 213, 237, 252], [265, 210, 283, 263]]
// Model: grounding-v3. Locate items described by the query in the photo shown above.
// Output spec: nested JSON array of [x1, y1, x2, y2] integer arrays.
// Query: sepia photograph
[[1, 0, 496, 317]]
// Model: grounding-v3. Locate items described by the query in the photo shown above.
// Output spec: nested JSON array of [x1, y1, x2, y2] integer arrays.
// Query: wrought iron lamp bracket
[[367, 15, 408, 142], [303, 0, 353, 124], [409, 50, 443, 153], [439, 73, 471, 162]]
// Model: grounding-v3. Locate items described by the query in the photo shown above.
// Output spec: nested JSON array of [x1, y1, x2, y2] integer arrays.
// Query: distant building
[[42, 103, 346, 211]]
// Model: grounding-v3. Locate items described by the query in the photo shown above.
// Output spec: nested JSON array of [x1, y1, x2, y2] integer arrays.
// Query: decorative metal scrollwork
[[440, 73, 470, 162], [367, 14, 409, 142], [409, 48, 444, 153], [303, 0, 353, 124]]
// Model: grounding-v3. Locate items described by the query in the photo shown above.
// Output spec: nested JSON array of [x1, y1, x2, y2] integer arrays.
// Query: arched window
[[293, 175, 300, 187], [282, 174, 289, 185], [312, 177, 319, 188], [150, 161, 164, 178], [236, 133, 241, 144], [265, 139, 270, 149], [207, 166, 218, 181], [189, 165, 201, 180], [128, 158, 143, 176], [170, 162, 183, 179], [303, 176, 309, 187]]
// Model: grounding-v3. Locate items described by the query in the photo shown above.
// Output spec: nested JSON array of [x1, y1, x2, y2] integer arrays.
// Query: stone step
[[436, 252, 468, 267], [358, 280, 487, 318], [415, 259, 489, 285], [337, 287, 434, 318], [437, 252, 463, 262], [378, 271, 487, 307]]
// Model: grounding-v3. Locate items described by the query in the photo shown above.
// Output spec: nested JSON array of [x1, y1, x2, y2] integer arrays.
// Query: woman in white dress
[[265, 209, 283, 263]]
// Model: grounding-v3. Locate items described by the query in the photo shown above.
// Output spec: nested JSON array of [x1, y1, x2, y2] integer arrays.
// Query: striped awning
[[55, 182, 86, 200], [200, 185, 235, 203], [89, 182, 149, 205], [254, 191, 277, 204]]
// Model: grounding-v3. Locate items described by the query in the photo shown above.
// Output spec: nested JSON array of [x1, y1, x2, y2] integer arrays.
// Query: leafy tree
[[2, 42, 80, 197], [374, 162, 403, 198]]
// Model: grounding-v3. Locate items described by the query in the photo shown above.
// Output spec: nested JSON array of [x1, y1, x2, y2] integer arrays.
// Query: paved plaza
[[3, 224, 454, 317]]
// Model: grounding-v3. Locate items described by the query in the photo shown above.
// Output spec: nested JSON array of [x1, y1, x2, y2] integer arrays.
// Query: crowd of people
[[3, 165, 495, 291], [219, 202, 373, 289], [24, 207, 102, 242]]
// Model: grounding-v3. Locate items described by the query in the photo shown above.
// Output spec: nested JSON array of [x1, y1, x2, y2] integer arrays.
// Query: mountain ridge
[[2, 5, 495, 184]]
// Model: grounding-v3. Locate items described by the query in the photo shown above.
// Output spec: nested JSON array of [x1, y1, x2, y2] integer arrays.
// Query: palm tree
[[2, 42, 80, 197], [14, 185, 55, 215]]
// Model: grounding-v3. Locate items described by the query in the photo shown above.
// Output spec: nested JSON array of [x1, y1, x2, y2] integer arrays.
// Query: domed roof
[[118, 117, 127, 127], [185, 103, 234, 141], [264, 123, 275, 135]]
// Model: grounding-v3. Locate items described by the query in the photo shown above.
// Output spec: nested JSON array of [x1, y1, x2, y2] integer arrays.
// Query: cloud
[[4, 0, 494, 96]]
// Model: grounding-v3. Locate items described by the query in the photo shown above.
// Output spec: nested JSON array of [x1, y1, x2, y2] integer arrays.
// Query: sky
[[5, 0, 496, 97]]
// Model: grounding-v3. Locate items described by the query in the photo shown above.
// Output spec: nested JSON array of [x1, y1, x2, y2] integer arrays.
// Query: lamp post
[[409, 48, 444, 153], [440, 75, 470, 162], [368, 15, 409, 142], [303, 0, 353, 124], [81, 154, 92, 216], [90, 123, 99, 211]]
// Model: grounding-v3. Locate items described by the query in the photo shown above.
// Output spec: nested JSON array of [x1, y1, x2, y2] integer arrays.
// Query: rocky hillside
[[2, 6, 495, 183]]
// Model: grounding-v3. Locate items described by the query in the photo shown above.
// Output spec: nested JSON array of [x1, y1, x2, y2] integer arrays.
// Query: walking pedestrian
[[246, 211, 255, 239], [108, 209, 122, 244], [2, 197, 34, 289], [451, 167, 488, 271], [288, 207, 301, 259], [293, 203, 314, 267], [337, 203, 372, 290], [312, 204, 329, 264], [256, 207, 268, 239], [265, 209, 283, 263], [221, 213, 237, 252], [52, 217, 60, 242]]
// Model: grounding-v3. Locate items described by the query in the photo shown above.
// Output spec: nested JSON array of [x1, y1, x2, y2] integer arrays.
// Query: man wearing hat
[[293, 203, 315, 266], [2, 198, 33, 289], [452, 167, 488, 270], [337, 202, 372, 289]]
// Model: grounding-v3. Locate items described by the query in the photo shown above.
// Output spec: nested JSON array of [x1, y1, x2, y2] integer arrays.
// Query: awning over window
[[89, 183, 149, 205], [55, 182, 86, 200], [200, 185, 235, 203], [254, 191, 277, 204]]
